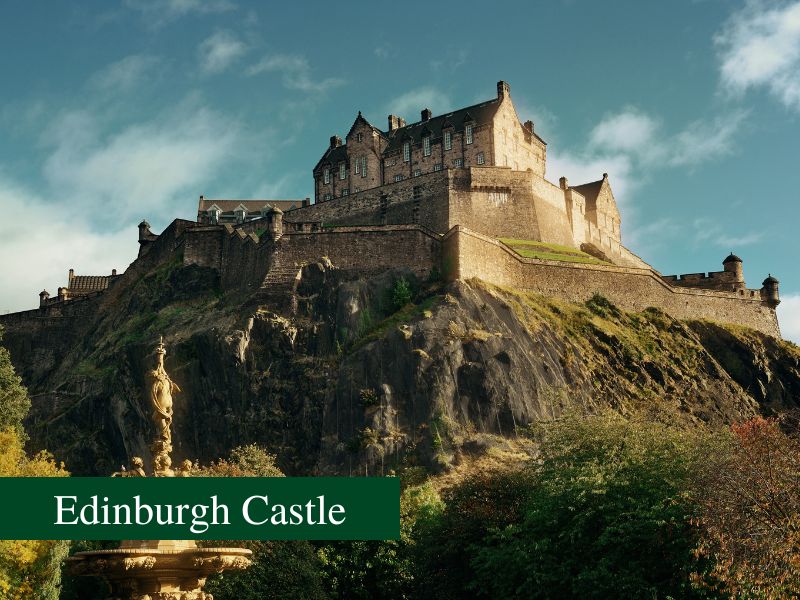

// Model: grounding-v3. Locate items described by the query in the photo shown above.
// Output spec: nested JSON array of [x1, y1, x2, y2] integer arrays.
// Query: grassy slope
[[499, 238, 610, 265]]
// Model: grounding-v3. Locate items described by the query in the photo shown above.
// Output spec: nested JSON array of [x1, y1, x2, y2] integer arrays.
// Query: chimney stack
[[112, 269, 117, 276], [497, 80, 510, 99], [421, 108, 432, 122], [559, 176, 569, 190], [388, 114, 401, 131], [68, 268, 75, 281], [330, 135, 342, 149], [524, 120, 534, 133]]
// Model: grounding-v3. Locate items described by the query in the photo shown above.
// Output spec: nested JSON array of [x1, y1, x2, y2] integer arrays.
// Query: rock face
[[2, 255, 799, 476]]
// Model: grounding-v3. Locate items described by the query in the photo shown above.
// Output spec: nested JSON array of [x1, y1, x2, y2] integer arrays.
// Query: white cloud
[[387, 87, 451, 120], [777, 293, 800, 344], [198, 31, 247, 74], [588, 109, 659, 153], [547, 107, 745, 201], [0, 178, 136, 314], [716, 1, 800, 110], [246, 55, 344, 93], [89, 55, 160, 91], [41, 99, 242, 227], [125, 0, 236, 26]]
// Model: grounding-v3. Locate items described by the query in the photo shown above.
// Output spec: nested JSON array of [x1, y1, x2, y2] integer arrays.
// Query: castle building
[[12, 79, 782, 338], [314, 81, 546, 203], [39, 268, 120, 307]]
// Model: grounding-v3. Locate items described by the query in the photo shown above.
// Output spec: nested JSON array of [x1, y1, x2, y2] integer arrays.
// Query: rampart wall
[[443, 226, 780, 337]]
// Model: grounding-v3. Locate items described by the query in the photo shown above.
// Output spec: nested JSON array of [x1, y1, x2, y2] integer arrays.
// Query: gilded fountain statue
[[67, 336, 252, 599]]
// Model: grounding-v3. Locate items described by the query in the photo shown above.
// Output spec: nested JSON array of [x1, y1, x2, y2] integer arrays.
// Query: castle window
[[361, 156, 367, 177], [394, 174, 404, 182], [477, 152, 485, 165], [403, 142, 410, 162], [465, 123, 474, 144], [423, 136, 431, 156], [444, 130, 452, 150], [354, 157, 360, 174], [324, 168, 330, 184], [339, 163, 346, 180], [413, 186, 422, 199], [356, 132, 363, 142], [354, 187, 360, 193], [414, 168, 421, 177], [208, 208, 221, 224], [433, 163, 442, 172], [324, 193, 332, 201], [342, 188, 349, 196], [453, 158, 463, 168], [235, 207, 247, 223]]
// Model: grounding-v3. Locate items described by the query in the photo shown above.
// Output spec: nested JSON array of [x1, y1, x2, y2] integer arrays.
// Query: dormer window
[[339, 162, 346, 179], [403, 141, 410, 162], [324, 168, 330, 184], [465, 123, 474, 144], [234, 206, 247, 223], [423, 136, 431, 156], [207, 206, 221, 224], [444, 130, 452, 150]]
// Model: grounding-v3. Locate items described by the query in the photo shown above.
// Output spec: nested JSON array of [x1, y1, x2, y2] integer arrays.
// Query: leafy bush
[[392, 277, 413, 311]]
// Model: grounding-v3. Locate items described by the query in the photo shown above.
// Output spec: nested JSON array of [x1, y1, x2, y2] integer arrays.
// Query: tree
[[468, 413, 723, 599], [0, 429, 69, 599], [696, 416, 800, 598], [0, 326, 31, 436], [197, 445, 328, 600]]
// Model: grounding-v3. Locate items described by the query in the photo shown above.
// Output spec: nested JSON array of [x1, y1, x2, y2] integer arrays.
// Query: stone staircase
[[259, 264, 300, 312]]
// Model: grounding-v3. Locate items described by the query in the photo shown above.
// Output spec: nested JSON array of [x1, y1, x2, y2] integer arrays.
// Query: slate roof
[[570, 180, 604, 204], [382, 98, 502, 153], [198, 199, 309, 213], [68, 275, 112, 293], [723, 253, 742, 264], [314, 144, 348, 172]]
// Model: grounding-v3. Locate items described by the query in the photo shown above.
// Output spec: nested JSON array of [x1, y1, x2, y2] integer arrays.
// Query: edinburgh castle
[[5, 80, 782, 338]]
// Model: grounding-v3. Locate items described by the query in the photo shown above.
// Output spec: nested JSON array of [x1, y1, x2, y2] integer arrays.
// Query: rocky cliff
[[2, 252, 799, 476]]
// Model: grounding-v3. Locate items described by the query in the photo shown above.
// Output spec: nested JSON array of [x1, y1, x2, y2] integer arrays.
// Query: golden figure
[[149, 336, 180, 446]]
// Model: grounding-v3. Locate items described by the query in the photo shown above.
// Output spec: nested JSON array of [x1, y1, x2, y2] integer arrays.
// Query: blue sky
[[1, 0, 799, 340]]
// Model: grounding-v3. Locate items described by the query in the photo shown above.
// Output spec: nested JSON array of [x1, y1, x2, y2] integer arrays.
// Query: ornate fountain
[[67, 337, 252, 600]]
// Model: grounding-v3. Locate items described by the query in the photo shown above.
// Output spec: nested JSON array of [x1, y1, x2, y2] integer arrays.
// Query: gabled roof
[[383, 97, 502, 153], [314, 143, 348, 172], [198, 199, 309, 213], [68, 275, 113, 293], [570, 180, 604, 205], [346, 111, 384, 140]]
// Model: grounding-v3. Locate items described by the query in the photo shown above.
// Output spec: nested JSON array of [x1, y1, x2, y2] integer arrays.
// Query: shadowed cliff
[[2, 255, 799, 476]]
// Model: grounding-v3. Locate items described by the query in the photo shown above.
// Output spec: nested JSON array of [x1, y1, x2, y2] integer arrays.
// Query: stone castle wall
[[443, 227, 780, 337]]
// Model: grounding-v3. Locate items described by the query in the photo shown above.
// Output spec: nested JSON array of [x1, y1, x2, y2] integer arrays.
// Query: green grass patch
[[350, 294, 442, 352], [499, 238, 610, 265]]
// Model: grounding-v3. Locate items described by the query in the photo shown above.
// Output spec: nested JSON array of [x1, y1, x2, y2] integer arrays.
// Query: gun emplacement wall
[[443, 227, 780, 337]]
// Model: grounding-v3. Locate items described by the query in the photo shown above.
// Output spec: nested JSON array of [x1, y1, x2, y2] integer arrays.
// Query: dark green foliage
[[317, 540, 411, 600], [392, 277, 413, 310], [59, 541, 117, 600], [205, 540, 328, 600], [0, 325, 31, 436], [414, 414, 723, 599], [585, 293, 622, 319]]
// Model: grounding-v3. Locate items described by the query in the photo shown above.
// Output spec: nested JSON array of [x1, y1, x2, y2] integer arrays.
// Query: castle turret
[[138, 220, 152, 242], [39, 289, 50, 308], [723, 253, 745, 289], [761, 274, 780, 307], [266, 205, 283, 241]]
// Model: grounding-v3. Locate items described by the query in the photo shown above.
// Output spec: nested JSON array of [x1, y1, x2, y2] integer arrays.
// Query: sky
[[0, 0, 799, 341]]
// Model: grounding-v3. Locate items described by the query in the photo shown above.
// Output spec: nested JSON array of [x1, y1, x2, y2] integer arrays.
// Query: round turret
[[39, 289, 50, 308], [266, 205, 283, 241], [761, 274, 780, 307], [722, 252, 744, 286]]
